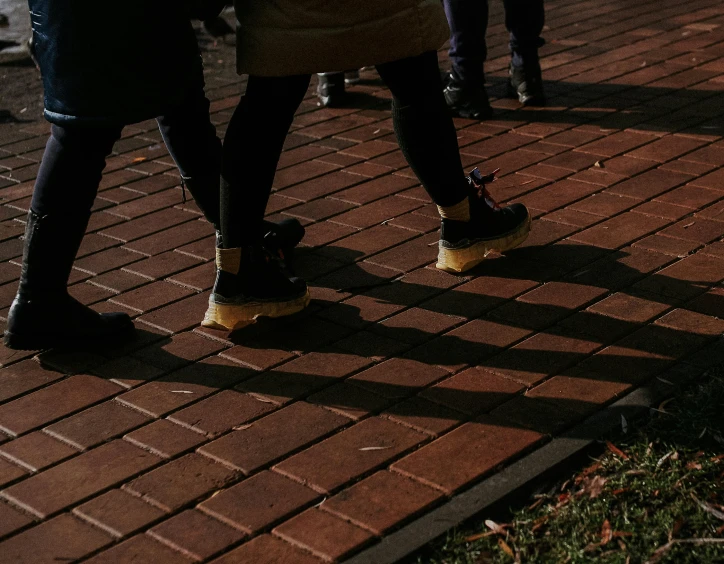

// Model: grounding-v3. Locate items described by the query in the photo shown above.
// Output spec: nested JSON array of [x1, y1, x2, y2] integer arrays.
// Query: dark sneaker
[[344, 70, 361, 85], [437, 168, 531, 273], [443, 73, 493, 120], [508, 61, 546, 106], [202, 244, 310, 331], [316, 73, 346, 107]]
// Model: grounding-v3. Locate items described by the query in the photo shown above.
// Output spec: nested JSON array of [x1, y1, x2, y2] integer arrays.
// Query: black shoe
[[443, 73, 493, 120], [202, 244, 310, 331], [437, 168, 531, 273], [4, 211, 134, 350], [316, 73, 346, 108], [508, 61, 545, 106]]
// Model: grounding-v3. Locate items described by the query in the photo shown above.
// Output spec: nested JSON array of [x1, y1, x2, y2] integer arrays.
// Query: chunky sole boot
[[201, 245, 310, 331], [437, 214, 531, 273], [435, 168, 532, 274], [4, 211, 135, 350]]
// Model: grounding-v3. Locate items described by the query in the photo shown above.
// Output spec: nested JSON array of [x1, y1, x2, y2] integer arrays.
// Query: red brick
[[149, 510, 245, 561], [273, 160, 342, 190], [587, 292, 670, 323], [44, 400, 149, 450], [273, 507, 374, 561], [319, 224, 415, 261], [490, 393, 581, 435], [132, 331, 226, 372], [383, 396, 463, 437], [284, 198, 355, 222], [124, 250, 204, 280], [281, 170, 362, 201], [117, 356, 247, 417], [0, 457, 26, 488], [633, 233, 701, 256], [525, 374, 630, 417], [125, 219, 214, 256], [656, 184, 721, 209], [275, 417, 426, 494], [73, 246, 143, 275], [208, 535, 323, 564], [0, 500, 32, 538], [333, 174, 417, 205], [333, 330, 409, 360], [101, 207, 191, 243], [0, 360, 64, 403], [518, 179, 599, 212], [73, 489, 165, 538], [137, 292, 212, 334], [92, 356, 164, 389], [200, 471, 319, 534], [124, 453, 239, 512], [685, 287, 724, 318], [0, 375, 121, 436], [690, 167, 724, 190], [569, 191, 637, 217], [121, 173, 180, 195], [348, 358, 449, 399], [89, 268, 149, 293], [308, 382, 393, 420], [366, 232, 439, 272], [319, 294, 405, 330], [124, 419, 206, 458], [634, 253, 724, 300], [375, 307, 464, 345], [392, 417, 543, 493], [406, 319, 533, 372], [654, 308, 724, 337], [518, 281, 608, 309], [626, 135, 707, 162], [322, 470, 443, 535], [660, 217, 724, 244], [576, 131, 657, 158], [420, 367, 524, 414], [83, 534, 192, 564], [330, 195, 422, 229], [111, 281, 194, 314], [0, 514, 112, 564], [2, 440, 159, 518], [570, 211, 670, 249], [169, 390, 275, 437], [0, 432, 77, 472], [199, 402, 348, 474], [239, 351, 371, 405]]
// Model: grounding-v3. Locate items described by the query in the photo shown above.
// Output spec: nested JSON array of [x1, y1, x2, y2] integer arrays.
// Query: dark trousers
[[220, 51, 469, 248], [31, 79, 219, 217], [444, 0, 545, 85]]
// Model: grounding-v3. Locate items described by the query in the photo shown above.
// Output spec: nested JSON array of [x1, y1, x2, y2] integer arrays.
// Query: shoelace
[[469, 167, 501, 210]]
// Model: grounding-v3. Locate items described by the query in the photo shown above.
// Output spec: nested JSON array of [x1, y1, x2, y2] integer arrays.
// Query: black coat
[[29, 1, 226, 126]]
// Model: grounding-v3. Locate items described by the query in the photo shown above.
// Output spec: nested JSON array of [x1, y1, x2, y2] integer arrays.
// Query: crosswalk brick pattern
[[1, 0, 724, 561]]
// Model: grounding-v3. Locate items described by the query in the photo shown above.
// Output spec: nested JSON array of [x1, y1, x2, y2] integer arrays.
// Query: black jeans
[[31, 79, 220, 217], [443, 0, 545, 85], [221, 50, 469, 248]]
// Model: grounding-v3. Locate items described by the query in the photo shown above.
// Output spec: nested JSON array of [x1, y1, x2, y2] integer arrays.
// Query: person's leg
[[316, 72, 346, 108], [377, 52, 531, 273], [5, 124, 134, 349], [157, 72, 306, 255], [444, 0, 489, 86], [202, 74, 312, 331], [442, 0, 493, 119], [504, 0, 545, 105]]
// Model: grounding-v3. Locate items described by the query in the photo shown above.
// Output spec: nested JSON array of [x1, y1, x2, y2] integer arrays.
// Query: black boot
[[4, 211, 134, 350], [316, 73, 346, 108], [202, 244, 310, 331], [437, 168, 531, 273], [182, 176, 306, 261], [508, 60, 545, 106], [443, 73, 493, 120]]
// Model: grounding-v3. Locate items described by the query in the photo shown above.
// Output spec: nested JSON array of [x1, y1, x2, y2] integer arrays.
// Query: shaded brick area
[[1, 0, 724, 561]]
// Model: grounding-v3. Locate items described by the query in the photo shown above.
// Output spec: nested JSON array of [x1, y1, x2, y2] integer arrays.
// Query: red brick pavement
[[1, 0, 724, 561]]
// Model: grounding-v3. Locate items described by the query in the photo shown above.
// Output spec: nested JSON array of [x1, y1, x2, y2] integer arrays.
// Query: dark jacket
[[29, 1, 226, 126]]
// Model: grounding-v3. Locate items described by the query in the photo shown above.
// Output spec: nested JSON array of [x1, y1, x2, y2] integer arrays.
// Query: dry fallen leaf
[[581, 475, 607, 499], [594, 160, 605, 168], [601, 519, 613, 546], [606, 441, 630, 460], [498, 538, 515, 558], [359, 446, 392, 451], [131, 156, 147, 163]]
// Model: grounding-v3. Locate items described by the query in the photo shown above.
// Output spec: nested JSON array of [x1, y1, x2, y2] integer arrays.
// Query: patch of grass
[[419, 373, 724, 564]]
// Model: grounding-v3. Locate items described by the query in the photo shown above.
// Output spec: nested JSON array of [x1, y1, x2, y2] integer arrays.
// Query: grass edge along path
[[416, 371, 724, 564]]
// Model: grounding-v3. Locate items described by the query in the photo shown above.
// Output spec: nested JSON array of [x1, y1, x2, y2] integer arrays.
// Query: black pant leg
[[220, 74, 312, 248], [443, 0, 489, 85], [30, 123, 123, 216], [376, 52, 469, 208], [504, 0, 545, 64]]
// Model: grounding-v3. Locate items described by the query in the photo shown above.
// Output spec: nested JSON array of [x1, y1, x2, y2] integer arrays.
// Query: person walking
[[202, 0, 532, 332], [443, 0, 546, 119], [3, 0, 302, 350]]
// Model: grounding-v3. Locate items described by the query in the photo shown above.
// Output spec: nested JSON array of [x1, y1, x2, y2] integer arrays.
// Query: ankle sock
[[437, 198, 470, 222], [216, 247, 241, 275]]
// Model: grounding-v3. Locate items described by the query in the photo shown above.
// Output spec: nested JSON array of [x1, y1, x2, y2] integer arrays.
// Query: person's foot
[[508, 61, 546, 106], [436, 168, 531, 274], [262, 218, 305, 270], [344, 70, 361, 85], [202, 244, 310, 331], [316, 73, 346, 107], [4, 294, 134, 350], [443, 73, 493, 120]]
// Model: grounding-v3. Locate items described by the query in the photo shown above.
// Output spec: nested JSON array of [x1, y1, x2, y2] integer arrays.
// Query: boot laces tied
[[469, 167, 501, 210]]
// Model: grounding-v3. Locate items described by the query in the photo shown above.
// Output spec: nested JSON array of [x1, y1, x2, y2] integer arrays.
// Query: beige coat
[[234, 0, 450, 76]]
